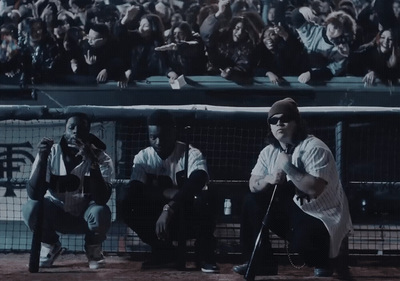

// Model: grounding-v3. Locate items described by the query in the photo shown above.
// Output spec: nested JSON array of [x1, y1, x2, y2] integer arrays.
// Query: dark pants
[[240, 182, 330, 268], [121, 189, 217, 263]]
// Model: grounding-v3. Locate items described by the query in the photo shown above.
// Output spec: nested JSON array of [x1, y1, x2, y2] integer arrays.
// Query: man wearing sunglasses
[[233, 98, 352, 278]]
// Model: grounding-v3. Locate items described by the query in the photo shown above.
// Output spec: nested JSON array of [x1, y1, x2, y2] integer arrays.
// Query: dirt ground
[[0, 253, 399, 281]]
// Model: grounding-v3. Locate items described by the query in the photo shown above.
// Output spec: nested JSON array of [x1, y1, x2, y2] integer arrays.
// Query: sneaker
[[233, 263, 248, 275], [200, 262, 220, 273], [233, 262, 278, 276], [314, 267, 333, 277], [39, 241, 63, 268], [85, 244, 105, 269]]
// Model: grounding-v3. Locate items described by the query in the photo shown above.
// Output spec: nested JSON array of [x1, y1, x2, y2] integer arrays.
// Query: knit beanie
[[268, 98, 300, 120], [148, 109, 176, 128]]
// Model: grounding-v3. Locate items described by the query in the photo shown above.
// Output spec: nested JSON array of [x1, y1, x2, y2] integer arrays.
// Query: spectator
[[18, 17, 60, 86], [52, 0, 70, 15], [69, 0, 92, 28], [120, 109, 219, 273], [240, 10, 266, 36], [335, 0, 365, 51], [260, 0, 276, 26], [310, 0, 335, 24], [348, 28, 400, 86], [155, 0, 173, 30], [164, 12, 182, 38], [0, 22, 20, 77], [337, 0, 357, 20], [155, 21, 207, 83], [119, 5, 168, 84], [200, 0, 259, 81], [22, 112, 114, 269], [259, 0, 291, 27], [5, 9, 22, 27], [254, 24, 308, 85], [233, 97, 353, 278], [356, 1, 379, 46], [53, 26, 87, 77], [195, 3, 218, 32], [81, 23, 126, 85], [53, 12, 75, 42], [39, 1, 58, 36], [374, 0, 400, 42], [94, 4, 122, 38], [230, 0, 258, 16], [394, 0, 400, 22], [291, 7, 357, 83]]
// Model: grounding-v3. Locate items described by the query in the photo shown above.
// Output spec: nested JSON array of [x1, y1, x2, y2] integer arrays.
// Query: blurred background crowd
[[0, 0, 398, 87]]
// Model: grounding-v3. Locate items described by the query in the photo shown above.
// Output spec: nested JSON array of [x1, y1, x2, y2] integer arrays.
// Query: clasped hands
[[269, 150, 292, 185]]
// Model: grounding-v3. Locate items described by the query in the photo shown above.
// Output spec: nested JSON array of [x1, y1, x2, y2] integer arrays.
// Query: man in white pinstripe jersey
[[233, 98, 353, 278]]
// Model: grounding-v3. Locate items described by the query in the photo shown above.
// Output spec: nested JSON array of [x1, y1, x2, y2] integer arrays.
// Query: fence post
[[335, 120, 350, 275]]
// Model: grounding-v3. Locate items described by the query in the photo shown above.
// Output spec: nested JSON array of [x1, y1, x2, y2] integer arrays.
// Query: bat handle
[[28, 199, 44, 273]]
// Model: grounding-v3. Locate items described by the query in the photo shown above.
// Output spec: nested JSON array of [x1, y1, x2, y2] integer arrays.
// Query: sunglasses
[[330, 33, 353, 46], [268, 115, 293, 125]]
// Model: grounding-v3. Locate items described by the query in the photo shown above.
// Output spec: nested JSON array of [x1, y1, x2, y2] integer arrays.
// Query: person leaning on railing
[[200, 0, 258, 82], [291, 6, 357, 84]]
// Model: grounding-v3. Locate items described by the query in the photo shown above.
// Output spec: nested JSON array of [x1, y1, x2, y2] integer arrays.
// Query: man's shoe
[[314, 267, 333, 277], [39, 241, 63, 268], [233, 263, 248, 275], [200, 262, 220, 273], [233, 262, 278, 276], [85, 244, 105, 269]]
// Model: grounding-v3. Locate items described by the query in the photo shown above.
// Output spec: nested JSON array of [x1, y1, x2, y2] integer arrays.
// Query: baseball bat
[[28, 198, 43, 273], [245, 145, 295, 280], [244, 184, 278, 281]]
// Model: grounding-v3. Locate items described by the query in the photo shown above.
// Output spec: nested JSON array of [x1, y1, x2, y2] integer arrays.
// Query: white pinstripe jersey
[[251, 135, 353, 258], [130, 141, 208, 187]]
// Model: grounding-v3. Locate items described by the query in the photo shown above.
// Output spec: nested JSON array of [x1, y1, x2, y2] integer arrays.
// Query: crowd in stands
[[0, 0, 398, 87]]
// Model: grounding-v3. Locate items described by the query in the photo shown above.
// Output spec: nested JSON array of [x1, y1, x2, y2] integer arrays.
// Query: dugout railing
[[1, 76, 400, 108], [1, 105, 400, 260]]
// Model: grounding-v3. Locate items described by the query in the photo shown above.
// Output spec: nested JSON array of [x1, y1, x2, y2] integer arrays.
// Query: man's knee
[[86, 204, 111, 233], [22, 199, 40, 230]]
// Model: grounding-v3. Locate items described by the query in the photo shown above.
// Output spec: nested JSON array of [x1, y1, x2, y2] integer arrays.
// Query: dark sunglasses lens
[[269, 117, 279, 125], [269, 116, 292, 125]]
